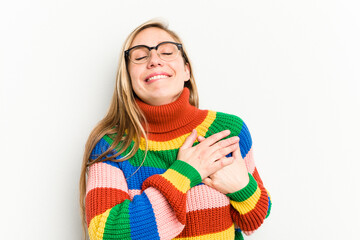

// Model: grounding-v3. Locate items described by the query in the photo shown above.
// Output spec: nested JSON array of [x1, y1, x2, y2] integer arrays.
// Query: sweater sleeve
[[85, 138, 202, 240], [226, 120, 272, 235]]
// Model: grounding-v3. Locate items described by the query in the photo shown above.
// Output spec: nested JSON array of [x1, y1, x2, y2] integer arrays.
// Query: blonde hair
[[79, 19, 199, 238]]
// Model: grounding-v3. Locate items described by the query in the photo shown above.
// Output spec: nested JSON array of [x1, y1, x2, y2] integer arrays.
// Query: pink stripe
[[128, 189, 141, 200], [145, 187, 184, 239], [244, 230, 255, 235], [235, 223, 254, 235], [244, 147, 255, 174], [186, 185, 230, 212], [86, 162, 128, 195]]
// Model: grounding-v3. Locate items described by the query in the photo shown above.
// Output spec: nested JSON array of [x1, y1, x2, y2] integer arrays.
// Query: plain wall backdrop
[[1, 0, 359, 239]]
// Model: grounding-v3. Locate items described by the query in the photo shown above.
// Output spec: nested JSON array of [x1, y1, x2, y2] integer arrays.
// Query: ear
[[184, 63, 190, 82]]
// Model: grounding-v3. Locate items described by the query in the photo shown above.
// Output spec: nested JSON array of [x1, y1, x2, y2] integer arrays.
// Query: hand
[[177, 129, 239, 180], [198, 135, 250, 194]]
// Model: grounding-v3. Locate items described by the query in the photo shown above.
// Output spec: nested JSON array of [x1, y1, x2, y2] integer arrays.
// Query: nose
[[147, 49, 164, 68]]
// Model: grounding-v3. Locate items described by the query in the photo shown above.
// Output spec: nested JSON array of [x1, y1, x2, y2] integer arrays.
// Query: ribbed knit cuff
[[226, 173, 258, 202], [169, 160, 202, 188]]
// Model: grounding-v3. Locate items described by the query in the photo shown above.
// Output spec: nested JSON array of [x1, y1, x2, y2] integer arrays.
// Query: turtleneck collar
[[135, 87, 201, 133]]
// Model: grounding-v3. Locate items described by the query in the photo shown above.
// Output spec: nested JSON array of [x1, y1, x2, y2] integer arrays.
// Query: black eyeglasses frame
[[124, 41, 188, 63]]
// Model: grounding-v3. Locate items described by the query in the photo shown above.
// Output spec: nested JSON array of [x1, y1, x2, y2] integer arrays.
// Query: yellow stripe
[[230, 187, 261, 214], [174, 224, 234, 239], [266, 189, 272, 201], [139, 111, 217, 151], [162, 169, 191, 193], [88, 209, 111, 240]]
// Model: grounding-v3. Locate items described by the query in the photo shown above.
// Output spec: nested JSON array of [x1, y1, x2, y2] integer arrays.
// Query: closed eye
[[135, 56, 148, 61]]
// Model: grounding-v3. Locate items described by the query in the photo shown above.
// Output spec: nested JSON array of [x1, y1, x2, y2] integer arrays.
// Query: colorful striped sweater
[[85, 88, 271, 239]]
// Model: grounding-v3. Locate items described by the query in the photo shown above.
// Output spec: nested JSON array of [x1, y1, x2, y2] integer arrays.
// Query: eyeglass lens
[[129, 43, 180, 64]]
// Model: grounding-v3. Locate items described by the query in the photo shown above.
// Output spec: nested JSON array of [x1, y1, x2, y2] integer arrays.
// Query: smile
[[145, 74, 171, 82]]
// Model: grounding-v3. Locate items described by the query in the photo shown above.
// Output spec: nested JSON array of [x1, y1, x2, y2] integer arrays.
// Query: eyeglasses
[[125, 41, 183, 64]]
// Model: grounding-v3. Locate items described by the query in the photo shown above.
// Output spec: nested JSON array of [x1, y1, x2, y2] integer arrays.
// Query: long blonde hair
[[79, 19, 199, 238]]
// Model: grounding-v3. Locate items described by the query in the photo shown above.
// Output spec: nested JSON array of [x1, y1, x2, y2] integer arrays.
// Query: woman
[[79, 19, 271, 240]]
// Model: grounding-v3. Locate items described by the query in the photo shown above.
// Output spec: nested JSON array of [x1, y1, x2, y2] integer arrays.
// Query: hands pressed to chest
[[177, 129, 249, 194]]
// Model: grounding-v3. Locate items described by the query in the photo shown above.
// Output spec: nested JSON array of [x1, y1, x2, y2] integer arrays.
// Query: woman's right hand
[[177, 129, 239, 180]]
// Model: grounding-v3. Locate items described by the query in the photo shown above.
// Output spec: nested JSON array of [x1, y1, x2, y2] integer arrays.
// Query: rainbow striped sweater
[[85, 88, 271, 239]]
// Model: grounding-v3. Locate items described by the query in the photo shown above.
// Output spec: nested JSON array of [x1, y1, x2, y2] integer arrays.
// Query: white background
[[1, 0, 359, 239]]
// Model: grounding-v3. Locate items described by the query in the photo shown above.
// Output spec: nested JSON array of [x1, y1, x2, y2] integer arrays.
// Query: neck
[[135, 88, 202, 134]]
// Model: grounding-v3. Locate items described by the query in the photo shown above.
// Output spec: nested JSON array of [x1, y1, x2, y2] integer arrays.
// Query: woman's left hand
[[198, 135, 250, 194]]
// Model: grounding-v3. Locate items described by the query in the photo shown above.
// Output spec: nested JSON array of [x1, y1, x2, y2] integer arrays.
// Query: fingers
[[180, 130, 239, 179], [207, 135, 238, 159], [197, 135, 205, 142], [201, 130, 231, 146], [197, 131, 239, 161], [213, 156, 234, 170], [217, 136, 239, 148], [211, 142, 237, 160], [232, 142, 241, 159], [203, 177, 213, 187], [181, 129, 198, 149]]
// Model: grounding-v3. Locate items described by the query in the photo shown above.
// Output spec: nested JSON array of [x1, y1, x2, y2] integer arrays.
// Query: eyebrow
[[130, 40, 175, 48]]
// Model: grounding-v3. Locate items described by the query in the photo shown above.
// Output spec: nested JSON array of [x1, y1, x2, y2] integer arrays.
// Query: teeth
[[147, 75, 169, 81]]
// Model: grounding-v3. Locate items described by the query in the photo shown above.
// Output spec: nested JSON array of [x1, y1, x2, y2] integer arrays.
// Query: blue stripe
[[266, 195, 272, 217], [225, 121, 253, 159], [129, 193, 160, 240], [102, 160, 165, 190], [238, 121, 252, 159], [92, 138, 166, 190], [118, 161, 165, 190], [90, 138, 113, 160]]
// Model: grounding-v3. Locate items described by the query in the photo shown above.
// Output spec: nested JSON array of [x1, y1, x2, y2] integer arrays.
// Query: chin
[[149, 92, 180, 106]]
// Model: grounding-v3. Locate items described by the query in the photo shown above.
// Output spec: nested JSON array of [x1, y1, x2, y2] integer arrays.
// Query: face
[[127, 27, 190, 106]]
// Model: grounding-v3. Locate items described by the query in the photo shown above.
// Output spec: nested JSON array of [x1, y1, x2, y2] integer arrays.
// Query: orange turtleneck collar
[[135, 88, 208, 141]]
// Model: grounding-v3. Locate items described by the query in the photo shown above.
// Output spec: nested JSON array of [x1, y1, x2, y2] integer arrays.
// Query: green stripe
[[235, 231, 245, 240], [101, 113, 245, 169], [205, 112, 244, 139], [103, 135, 177, 169], [103, 199, 132, 239], [226, 173, 258, 202], [266, 198, 272, 218], [169, 160, 202, 187]]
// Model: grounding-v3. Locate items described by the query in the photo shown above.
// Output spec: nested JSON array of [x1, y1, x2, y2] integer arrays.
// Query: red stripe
[[85, 188, 130, 227], [146, 110, 208, 141], [177, 205, 233, 237], [231, 182, 269, 231], [252, 168, 264, 185], [142, 174, 187, 223]]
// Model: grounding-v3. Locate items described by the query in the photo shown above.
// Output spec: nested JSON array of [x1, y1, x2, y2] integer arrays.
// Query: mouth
[[145, 73, 172, 82]]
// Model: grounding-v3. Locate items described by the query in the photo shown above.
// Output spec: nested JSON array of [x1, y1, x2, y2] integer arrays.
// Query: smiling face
[[127, 27, 190, 106]]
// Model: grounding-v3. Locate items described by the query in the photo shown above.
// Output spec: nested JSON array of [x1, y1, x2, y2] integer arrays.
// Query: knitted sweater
[[85, 88, 271, 240]]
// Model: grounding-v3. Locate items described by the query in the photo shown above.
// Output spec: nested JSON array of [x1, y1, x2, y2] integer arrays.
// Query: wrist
[[223, 171, 250, 194], [226, 173, 257, 201], [167, 160, 202, 188]]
